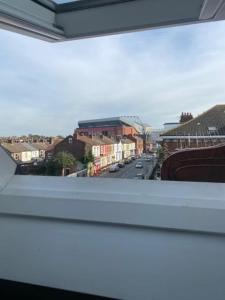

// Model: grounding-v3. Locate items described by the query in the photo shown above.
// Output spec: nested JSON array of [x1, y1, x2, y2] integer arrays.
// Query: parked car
[[134, 173, 144, 179], [146, 157, 152, 162], [109, 164, 119, 172], [124, 158, 132, 164], [131, 156, 136, 160], [135, 162, 143, 168], [118, 162, 125, 168]]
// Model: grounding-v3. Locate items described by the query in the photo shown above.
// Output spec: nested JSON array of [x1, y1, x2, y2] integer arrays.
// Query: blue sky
[[1, 20, 225, 136]]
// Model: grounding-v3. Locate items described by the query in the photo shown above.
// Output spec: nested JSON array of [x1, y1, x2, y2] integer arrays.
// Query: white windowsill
[[1, 146, 225, 299], [1, 173, 225, 235]]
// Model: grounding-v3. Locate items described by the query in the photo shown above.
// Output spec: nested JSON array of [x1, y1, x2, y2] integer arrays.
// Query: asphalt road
[[99, 158, 157, 180]]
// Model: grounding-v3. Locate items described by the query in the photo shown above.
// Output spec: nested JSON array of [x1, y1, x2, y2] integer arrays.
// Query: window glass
[[1, 18, 225, 181]]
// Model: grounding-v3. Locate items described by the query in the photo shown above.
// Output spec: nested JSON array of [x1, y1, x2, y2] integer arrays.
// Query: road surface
[[99, 158, 157, 180]]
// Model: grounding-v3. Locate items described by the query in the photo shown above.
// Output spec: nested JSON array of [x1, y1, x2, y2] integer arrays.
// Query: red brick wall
[[76, 125, 138, 137], [162, 138, 225, 154], [54, 136, 87, 161]]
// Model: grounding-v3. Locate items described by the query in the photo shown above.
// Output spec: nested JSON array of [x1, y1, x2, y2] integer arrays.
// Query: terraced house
[[54, 133, 135, 174], [2, 143, 39, 162]]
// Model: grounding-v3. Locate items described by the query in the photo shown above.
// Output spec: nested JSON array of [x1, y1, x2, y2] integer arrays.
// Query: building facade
[[76, 116, 144, 138], [161, 105, 225, 154]]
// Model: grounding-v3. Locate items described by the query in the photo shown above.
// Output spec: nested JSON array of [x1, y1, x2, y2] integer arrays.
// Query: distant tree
[[20, 135, 27, 139], [157, 146, 165, 164], [54, 151, 76, 176], [83, 150, 94, 165], [45, 159, 61, 176]]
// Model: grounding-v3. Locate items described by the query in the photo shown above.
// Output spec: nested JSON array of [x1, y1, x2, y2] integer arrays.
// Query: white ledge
[[1, 149, 225, 299], [1, 175, 225, 235]]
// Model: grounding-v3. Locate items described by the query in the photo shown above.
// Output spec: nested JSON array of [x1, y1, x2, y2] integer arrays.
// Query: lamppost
[[196, 122, 200, 147]]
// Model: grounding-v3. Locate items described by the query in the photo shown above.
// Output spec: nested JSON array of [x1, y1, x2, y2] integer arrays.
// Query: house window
[[1, 2, 225, 185], [208, 127, 217, 135]]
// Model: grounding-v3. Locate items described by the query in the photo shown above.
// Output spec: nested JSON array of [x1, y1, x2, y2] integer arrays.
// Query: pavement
[[99, 157, 157, 180]]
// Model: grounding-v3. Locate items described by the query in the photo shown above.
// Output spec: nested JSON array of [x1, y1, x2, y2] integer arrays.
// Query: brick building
[[53, 135, 89, 161], [127, 135, 144, 155], [76, 116, 145, 155], [161, 105, 225, 154], [53, 133, 135, 175], [76, 116, 143, 137]]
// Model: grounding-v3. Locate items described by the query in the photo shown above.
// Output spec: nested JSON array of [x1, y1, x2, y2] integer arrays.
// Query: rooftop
[[78, 116, 144, 133], [162, 105, 225, 137], [2, 143, 30, 154]]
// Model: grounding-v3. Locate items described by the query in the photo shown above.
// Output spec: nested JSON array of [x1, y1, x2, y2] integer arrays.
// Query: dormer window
[[68, 137, 73, 144], [208, 127, 217, 135]]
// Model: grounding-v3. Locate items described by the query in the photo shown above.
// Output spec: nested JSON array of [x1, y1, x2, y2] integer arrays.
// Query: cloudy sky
[[1, 19, 225, 136]]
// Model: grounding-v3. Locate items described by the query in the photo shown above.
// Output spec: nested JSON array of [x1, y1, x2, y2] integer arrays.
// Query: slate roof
[[2, 143, 29, 153], [78, 116, 143, 133], [31, 143, 49, 151], [77, 135, 105, 146], [162, 105, 225, 137], [121, 138, 135, 144]]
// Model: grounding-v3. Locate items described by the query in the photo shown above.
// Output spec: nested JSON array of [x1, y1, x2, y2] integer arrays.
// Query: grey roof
[[22, 143, 39, 152], [1, 142, 41, 154], [31, 143, 49, 151], [121, 138, 135, 144], [78, 116, 143, 133], [2, 143, 29, 153], [163, 122, 180, 125], [162, 105, 225, 137], [79, 117, 123, 125]]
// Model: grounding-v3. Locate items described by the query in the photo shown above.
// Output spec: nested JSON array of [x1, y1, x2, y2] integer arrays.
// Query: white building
[[1, 143, 40, 163], [113, 140, 123, 162]]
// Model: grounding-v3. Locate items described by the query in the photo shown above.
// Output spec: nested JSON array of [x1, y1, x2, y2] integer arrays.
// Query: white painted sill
[[1, 147, 225, 235], [1, 146, 225, 300]]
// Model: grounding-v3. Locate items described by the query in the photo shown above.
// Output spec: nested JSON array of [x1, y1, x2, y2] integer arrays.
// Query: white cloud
[[0, 20, 225, 135]]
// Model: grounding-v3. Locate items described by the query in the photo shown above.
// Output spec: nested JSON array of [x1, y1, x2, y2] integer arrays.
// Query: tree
[[45, 152, 78, 176], [45, 159, 61, 176], [157, 146, 165, 164], [83, 150, 94, 165], [157, 144, 170, 165], [54, 151, 76, 176]]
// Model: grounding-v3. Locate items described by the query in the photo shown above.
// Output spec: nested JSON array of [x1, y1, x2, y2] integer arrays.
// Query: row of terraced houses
[[0, 116, 145, 176], [54, 133, 137, 174], [53, 117, 145, 174]]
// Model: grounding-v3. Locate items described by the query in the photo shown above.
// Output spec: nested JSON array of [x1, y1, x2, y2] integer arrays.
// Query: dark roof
[[2, 143, 30, 153], [121, 138, 135, 144], [77, 135, 105, 146], [78, 116, 143, 133], [31, 143, 50, 151], [78, 117, 130, 128], [162, 105, 225, 136], [163, 122, 180, 125]]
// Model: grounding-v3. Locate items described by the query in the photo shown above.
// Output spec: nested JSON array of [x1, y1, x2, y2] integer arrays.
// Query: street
[[99, 157, 157, 180]]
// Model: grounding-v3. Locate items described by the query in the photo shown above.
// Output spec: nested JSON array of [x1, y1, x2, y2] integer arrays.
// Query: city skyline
[[1, 20, 225, 135]]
